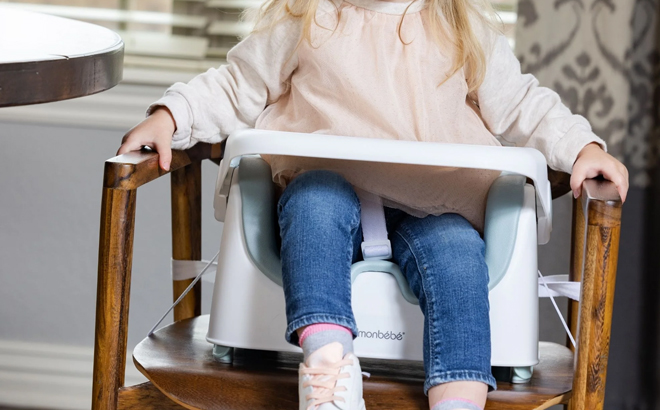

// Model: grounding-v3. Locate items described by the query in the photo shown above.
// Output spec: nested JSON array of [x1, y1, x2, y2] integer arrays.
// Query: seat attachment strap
[[172, 259, 219, 281]]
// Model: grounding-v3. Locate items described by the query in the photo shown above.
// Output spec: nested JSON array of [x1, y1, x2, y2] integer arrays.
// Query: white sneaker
[[299, 342, 366, 410]]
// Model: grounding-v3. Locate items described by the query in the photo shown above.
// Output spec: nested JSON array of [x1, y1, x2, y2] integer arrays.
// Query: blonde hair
[[244, 0, 499, 93]]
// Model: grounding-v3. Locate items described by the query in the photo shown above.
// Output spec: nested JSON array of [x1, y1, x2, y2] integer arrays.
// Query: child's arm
[[472, 35, 628, 201], [118, 18, 301, 171]]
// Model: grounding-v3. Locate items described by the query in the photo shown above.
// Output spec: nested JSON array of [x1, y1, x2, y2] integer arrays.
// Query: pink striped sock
[[299, 323, 352, 346], [431, 398, 483, 410]]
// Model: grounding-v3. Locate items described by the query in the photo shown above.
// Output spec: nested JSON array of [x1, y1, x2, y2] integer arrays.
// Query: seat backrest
[[484, 174, 528, 289], [237, 156, 283, 286], [235, 157, 531, 296]]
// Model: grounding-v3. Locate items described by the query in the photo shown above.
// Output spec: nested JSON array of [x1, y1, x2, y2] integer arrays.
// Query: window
[[1, 0, 518, 76]]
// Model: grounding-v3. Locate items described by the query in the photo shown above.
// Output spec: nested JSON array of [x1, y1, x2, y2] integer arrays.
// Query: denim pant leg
[[278, 170, 363, 346], [388, 211, 497, 394]]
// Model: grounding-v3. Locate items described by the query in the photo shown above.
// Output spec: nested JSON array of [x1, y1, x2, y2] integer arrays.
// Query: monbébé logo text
[[358, 330, 405, 341]]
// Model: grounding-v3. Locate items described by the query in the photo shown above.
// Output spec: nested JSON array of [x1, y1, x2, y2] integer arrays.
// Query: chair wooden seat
[[133, 315, 573, 410]]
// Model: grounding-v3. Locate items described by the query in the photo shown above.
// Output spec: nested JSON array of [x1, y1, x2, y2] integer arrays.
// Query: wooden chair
[[92, 143, 622, 410]]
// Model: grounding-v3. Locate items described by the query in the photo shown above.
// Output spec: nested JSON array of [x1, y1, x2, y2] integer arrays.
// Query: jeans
[[278, 170, 497, 393]]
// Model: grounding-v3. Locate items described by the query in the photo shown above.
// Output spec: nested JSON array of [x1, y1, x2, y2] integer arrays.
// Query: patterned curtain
[[516, 1, 660, 409], [516, 0, 659, 186]]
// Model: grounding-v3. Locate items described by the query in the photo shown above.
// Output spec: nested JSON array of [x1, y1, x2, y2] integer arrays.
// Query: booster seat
[[206, 129, 553, 383]]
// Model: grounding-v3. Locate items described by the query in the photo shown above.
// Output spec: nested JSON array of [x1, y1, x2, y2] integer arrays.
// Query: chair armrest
[[581, 178, 623, 207], [103, 143, 223, 190]]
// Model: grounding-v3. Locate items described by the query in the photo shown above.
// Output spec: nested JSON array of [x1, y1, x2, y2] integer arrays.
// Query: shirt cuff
[[549, 125, 608, 174], [146, 92, 195, 150]]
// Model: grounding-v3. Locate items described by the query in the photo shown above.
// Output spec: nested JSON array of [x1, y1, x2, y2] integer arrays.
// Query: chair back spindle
[[171, 162, 203, 321]]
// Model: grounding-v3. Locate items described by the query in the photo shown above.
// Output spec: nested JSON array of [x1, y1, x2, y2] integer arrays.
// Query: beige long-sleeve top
[[149, 0, 605, 230]]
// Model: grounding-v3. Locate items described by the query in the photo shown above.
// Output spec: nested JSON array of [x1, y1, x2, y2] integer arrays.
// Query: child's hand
[[117, 107, 176, 171], [571, 143, 629, 202]]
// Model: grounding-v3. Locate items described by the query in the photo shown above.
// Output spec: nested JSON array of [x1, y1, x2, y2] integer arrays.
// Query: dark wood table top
[[0, 6, 124, 107]]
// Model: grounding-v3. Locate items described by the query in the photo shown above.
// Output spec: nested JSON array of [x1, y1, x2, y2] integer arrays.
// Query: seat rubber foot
[[212, 345, 234, 364]]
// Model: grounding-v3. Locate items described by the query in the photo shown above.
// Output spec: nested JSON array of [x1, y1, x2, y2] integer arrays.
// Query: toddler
[[118, 0, 629, 408]]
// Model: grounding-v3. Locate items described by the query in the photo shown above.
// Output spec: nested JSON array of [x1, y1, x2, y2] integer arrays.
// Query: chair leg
[[569, 193, 622, 410], [93, 187, 137, 410], [171, 162, 202, 321]]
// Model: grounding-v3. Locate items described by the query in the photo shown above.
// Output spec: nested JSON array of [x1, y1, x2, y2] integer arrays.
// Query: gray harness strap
[[355, 188, 392, 260]]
